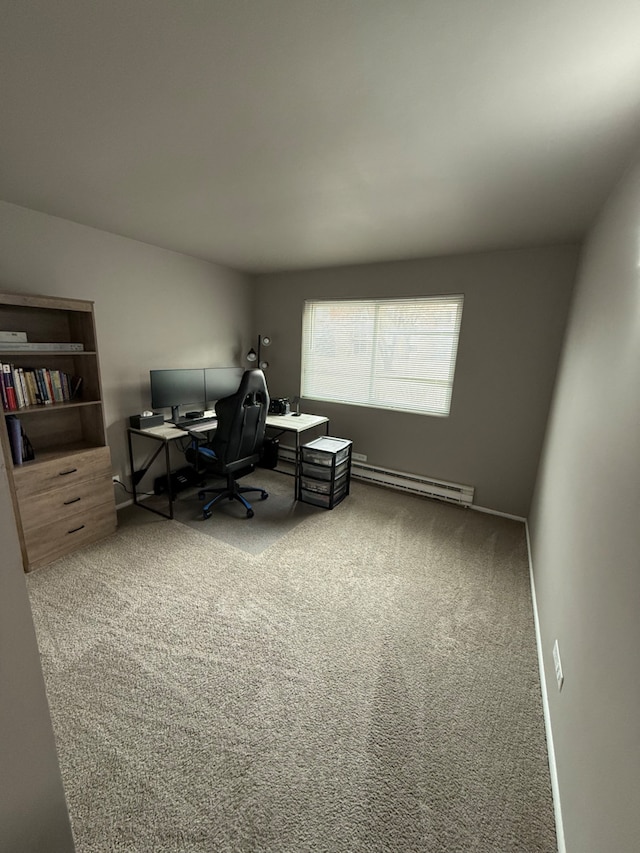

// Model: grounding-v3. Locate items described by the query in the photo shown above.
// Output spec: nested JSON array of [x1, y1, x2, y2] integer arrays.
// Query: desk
[[127, 422, 215, 519], [265, 412, 330, 462], [128, 413, 330, 519]]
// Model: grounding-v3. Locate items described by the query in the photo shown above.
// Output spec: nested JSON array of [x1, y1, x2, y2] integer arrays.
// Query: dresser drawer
[[23, 500, 117, 569], [19, 475, 114, 533], [13, 446, 112, 499]]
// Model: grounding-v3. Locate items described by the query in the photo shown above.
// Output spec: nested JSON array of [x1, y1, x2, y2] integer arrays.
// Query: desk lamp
[[246, 334, 271, 370], [291, 395, 302, 416]]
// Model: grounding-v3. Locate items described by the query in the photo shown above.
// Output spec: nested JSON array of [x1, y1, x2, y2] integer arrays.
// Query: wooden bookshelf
[[0, 292, 116, 571]]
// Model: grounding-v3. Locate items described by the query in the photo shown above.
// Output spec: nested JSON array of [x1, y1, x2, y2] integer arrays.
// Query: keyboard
[[174, 417, 218, 430]]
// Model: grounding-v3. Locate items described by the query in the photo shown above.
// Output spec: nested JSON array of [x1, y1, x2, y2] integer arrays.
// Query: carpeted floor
[[27, 471, 556, 852], [168, 468, 319, 554]]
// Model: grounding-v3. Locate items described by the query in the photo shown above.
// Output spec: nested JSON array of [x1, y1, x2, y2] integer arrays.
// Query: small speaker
[[129, 413, 165, 430]]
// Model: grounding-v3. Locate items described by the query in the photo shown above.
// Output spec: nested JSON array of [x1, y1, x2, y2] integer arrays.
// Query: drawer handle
[[63, 496, 81, 506], [67, 524, 85, 535], [59, 468, 78, 477]]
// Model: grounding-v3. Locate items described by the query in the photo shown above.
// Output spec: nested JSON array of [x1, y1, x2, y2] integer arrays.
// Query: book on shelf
[[43, 369, 56, 402], [0, 365, 7, 410], [50, 369, 64, 402], [70, 375, 83, 399], [6, 416, 35, 465], [13, 366, 26, 408], [34, 368, 50, 404], [0, 341, 84, 352], [23, 368, 40, 405], [21, 428, 35, 462], [0, 330, 28, 343], [1, 363, 18, 410], [6, 415, 23, 465]]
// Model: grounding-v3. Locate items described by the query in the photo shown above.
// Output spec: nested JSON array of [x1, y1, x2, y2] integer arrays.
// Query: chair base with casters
[[198, 471, 269, 519]]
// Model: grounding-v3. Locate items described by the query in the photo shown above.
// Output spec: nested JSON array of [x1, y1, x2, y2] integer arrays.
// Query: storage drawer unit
[[297, 436, 352, 509]]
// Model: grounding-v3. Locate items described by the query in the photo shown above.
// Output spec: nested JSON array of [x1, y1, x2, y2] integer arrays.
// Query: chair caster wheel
[[247, 509, 254, 518], [261, 492, 268, 500], [203, 509, 212, 519]]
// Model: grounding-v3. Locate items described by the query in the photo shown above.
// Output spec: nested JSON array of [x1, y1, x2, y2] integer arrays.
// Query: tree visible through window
[[301, 295, 464, 416]]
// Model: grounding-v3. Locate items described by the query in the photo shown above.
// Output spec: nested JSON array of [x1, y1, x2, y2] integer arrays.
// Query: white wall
[[0, 454, 75, 851], [529, 156, 640, 851], [0, 201, 252, 488], [253, 245, 579, 517]]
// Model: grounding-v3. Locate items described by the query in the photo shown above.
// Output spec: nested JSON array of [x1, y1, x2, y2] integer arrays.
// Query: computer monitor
[[149, 366, 245, 423], [205, 367, 244, 404], [150, 369, 206, 423]]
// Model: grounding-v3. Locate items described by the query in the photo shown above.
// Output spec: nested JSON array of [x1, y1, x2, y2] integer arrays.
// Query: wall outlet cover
[[552, 639, 564, 691]]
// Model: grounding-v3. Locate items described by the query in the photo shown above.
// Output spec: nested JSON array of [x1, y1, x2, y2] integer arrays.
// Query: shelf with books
[[1, 364, 87, 410], [4, 399, 101, 416]]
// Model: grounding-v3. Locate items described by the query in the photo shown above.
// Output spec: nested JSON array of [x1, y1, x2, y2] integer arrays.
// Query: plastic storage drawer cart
[[297, 436, 352, 509]]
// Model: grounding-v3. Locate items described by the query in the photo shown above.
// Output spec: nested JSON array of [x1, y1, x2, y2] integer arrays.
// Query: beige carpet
[[167, 468, 319, 555], [27, 472, 556, 852]]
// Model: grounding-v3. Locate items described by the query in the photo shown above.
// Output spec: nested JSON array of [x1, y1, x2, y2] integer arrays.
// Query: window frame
[[300, 294, 464, 418]]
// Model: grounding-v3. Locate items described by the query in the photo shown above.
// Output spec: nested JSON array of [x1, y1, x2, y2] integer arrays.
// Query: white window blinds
[[301, 295, 464, 416]]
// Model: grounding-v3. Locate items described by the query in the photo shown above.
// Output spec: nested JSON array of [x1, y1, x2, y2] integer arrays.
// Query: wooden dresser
[[0, 292, 116, 571]]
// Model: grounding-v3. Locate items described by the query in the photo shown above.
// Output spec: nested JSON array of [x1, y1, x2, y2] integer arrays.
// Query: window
[[301, 295, 464, 416]]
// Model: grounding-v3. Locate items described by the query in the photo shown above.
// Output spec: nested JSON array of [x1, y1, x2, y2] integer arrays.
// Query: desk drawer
[[23, 500, 116, 569], [300, 459, 350, 481], [300, 437, 352, 467], [13, 446, 112, 499], [300, 470, 349, 495], [19, 476, 114, 533], [299, 482, 348, 508]]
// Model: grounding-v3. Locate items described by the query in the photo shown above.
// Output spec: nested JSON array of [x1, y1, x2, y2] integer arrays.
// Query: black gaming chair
[[190, 369, 270, 519]]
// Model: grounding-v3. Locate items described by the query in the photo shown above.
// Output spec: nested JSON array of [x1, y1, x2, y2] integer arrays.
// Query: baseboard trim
[[471, 504, 526, 522], [525, 520, 566, 853]]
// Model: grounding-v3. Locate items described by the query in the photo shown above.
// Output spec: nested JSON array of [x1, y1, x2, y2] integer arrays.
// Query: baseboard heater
[[350, 461, 474, 506], [278, 446, 474, 507]]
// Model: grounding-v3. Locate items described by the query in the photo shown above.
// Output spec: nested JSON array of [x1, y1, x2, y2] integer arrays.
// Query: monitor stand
[[171, 405, 181, 424]]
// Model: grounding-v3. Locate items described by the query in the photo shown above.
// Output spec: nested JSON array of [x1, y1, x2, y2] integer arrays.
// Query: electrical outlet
[[352, 452, 367, 462], [112, 474, 121, 485], [552, 639, 564, 692]]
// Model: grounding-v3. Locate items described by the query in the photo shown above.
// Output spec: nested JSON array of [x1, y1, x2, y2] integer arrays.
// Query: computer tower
[[153, 466, 203, 499], [258, 436, 279, 469]]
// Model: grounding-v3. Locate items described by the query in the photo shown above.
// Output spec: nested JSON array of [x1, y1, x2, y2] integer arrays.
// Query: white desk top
[[130, 421, 217, 440], [265, 413, 329, 433], [132, 412, 328, 441]]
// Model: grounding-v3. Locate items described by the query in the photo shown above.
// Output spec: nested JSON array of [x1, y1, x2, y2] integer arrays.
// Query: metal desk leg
[[164, 439, 174, 519], [127, 429, 138, 506], [127, 429, 176, 520]]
